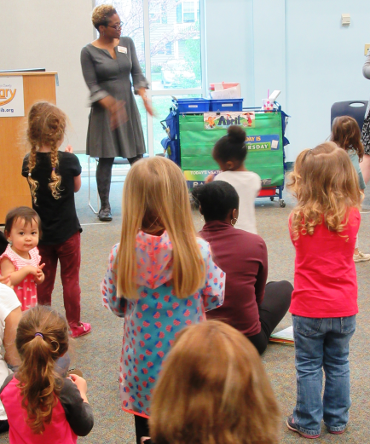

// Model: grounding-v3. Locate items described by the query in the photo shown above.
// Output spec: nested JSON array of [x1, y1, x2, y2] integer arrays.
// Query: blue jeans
[[292, 315, 356, 436]]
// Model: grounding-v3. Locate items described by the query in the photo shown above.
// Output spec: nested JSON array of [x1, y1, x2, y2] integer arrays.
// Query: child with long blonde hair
[[21, 101, 91, 338], [149, 320, 280, 444], [331, 115, 370, 262], [101, 156, 225, 444], [286, 142, 361, 439], [0, 305, 94, 443]]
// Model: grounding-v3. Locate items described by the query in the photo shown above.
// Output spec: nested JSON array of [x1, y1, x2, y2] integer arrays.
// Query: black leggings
[[97, 154, 143, 172], [247, 280, 293, 355], [134, 415, 149, 444], [96, 155, 144, 210]]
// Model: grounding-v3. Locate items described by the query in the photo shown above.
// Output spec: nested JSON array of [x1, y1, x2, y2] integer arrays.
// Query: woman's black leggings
[[247, 280, 293, 355], [96, 155, 144, 209]]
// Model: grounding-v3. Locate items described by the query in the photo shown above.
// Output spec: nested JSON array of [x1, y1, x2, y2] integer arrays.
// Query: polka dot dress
[[101, 231, 225, 417]]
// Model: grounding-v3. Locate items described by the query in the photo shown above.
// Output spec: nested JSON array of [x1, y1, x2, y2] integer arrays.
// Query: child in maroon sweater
[[192, 181, 292, 355]]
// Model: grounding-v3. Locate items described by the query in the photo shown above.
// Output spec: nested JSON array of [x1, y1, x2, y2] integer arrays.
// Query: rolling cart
[[160, 100, 289, 208]]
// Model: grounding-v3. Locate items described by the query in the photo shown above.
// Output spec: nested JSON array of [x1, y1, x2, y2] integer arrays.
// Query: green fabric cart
[[176, 108, 287, 207]]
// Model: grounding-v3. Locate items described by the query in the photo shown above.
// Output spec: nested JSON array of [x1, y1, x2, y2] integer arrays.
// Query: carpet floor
[[1, 175, 369, 443]]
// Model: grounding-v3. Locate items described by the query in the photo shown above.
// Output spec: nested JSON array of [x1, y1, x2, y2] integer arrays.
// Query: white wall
[[205, 0, 255, 105], [0, 0, 95, 152], [285, 0, 370, 161]]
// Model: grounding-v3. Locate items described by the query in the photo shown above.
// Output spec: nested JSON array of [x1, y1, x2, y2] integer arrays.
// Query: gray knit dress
[[81, 36, 148, 159]]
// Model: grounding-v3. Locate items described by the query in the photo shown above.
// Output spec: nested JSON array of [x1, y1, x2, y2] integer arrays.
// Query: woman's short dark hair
[[192, 181, 239, 222], [91, 4, 117, 30], [213, 125, 247, 163]]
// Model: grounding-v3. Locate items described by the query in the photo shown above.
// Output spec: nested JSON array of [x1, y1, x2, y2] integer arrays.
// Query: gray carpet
[[1, 175, 370, 443]]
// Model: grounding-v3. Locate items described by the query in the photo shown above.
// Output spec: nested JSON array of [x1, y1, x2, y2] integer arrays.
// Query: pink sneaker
[[328, 429, 346, 435], [70, 322, 91, 338], [286, 415, 320, 439]]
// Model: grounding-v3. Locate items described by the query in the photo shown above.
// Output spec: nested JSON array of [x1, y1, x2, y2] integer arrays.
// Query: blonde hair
[[16, 306, 69, 434], [91, 4, 117, 30], [288, 142, 362, 239], [116, 156, 205, 300], [331, 116, 364, 160], [150, 321, 280, 444], [27, 102, 66, 204]]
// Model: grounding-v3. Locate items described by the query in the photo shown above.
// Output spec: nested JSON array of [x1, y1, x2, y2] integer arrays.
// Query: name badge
[[117, 46, 127, 54]]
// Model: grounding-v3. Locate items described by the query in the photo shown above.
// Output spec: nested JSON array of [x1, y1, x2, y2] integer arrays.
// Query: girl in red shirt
[[286, 142, 361, 438]]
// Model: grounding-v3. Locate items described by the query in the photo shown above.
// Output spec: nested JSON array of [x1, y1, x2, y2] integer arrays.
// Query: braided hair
[[27, 102, 66, 204]]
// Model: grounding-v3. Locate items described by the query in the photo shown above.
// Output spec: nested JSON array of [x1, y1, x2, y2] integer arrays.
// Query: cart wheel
[[270, 197, 274, 201], [279, 200, 286, 208]]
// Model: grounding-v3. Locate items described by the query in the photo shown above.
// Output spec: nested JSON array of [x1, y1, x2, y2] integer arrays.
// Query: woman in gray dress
[[81, 4, 153, 221]]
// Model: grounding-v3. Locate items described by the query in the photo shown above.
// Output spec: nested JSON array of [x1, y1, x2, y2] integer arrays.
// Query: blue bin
[[209, 98, 243, 112], [175, 98, 210, 113]]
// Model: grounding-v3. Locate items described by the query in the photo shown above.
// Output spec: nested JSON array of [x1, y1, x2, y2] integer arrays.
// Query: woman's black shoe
[[98, 207, 112, 221]]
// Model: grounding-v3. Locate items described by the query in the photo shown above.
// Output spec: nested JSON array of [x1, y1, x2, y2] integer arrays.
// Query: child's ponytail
[[16, 306, 69, 434]]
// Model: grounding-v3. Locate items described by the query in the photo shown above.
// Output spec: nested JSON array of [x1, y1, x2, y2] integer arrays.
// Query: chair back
[[331, 101, 368, 131]]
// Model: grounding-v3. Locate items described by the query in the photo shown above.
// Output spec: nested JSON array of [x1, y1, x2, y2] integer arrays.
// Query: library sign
[[0, 76, 25, 117]]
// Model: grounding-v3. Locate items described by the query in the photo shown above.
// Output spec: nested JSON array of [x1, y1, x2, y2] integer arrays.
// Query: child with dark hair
[[0, 207, 44, 311], [206, 125, 261, 234], [192, 181, 292, 355]]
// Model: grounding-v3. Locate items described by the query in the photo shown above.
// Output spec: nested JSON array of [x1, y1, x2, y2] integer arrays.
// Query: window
[[176, 1, 196, 24], [176, 3, 182, 23], [165, 42, 172, 55], [183, 2, 195, 23], [150, 13, 161, 23], [161, 5, 167, 24], [95, 0, 204, 157]]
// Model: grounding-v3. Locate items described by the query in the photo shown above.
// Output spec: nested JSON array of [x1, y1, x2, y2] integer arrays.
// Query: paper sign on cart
[[246, 135, 280, 151], [204, 111, 255, 129]]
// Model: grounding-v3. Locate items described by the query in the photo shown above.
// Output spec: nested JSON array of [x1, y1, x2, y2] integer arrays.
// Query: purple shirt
[[200, 221, 268, 336]]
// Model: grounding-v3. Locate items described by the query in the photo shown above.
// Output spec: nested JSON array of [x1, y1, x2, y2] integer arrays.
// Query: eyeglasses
[[108, 21, 123, 30]]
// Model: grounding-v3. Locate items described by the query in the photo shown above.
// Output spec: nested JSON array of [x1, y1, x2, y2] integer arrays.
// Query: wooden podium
[[0, 72, 57, 224]]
